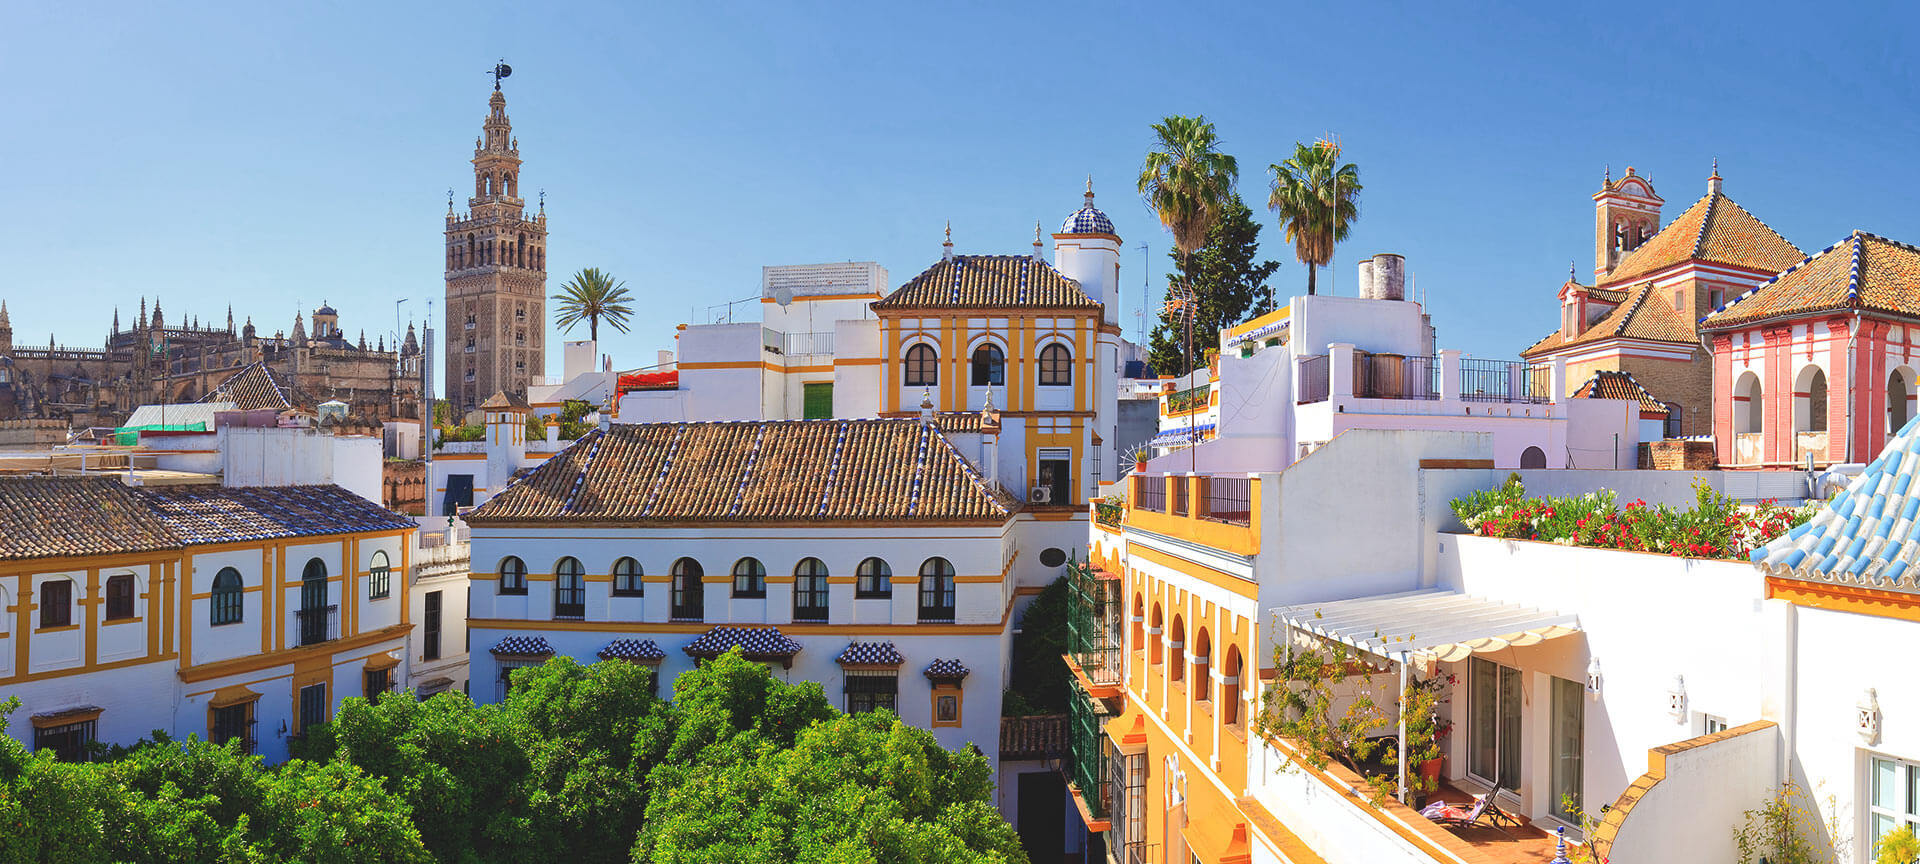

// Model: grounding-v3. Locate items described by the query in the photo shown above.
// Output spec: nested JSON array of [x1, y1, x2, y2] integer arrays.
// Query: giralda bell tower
[[445, 65, 548, 412]]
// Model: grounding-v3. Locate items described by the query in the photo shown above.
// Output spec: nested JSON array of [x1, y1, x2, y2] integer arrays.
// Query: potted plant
[[1401, 670, 1455, 804]]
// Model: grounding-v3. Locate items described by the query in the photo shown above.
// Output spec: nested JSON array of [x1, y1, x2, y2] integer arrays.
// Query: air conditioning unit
[[1029, 486, 1052, 504]]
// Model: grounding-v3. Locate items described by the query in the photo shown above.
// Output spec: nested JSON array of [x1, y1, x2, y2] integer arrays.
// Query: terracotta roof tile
[[1704, 232, 1920, 329], [872, 255, 1098, 311], [480, 391, 531, 411], [205, 363, 292, 411], [468, 419, 1012, 525], [0, 477, 179, 561], [1522, 283, 1698, 357], [1602, 191, 1803, 287], [1572, 370, 1670, 416], [998, 713, 1067, 759], [138, 485, 414, 545]]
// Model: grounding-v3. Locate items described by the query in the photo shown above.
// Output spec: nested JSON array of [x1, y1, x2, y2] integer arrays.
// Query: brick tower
[[1592, 165, 1663, 281], [445, 80, 548, 413]]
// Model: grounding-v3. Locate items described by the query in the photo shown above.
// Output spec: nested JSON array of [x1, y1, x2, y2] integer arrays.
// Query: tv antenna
[[491, 60, 512, 90]]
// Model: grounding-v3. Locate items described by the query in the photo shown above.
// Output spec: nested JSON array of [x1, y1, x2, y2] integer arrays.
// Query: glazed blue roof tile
[[138, 484, 414, 545], [923, 658, 970, 681], [1754, 415, 1920, 587], [598, 638, 666, 661], [1061, 206, 1116, 236], [835, 641, 904, 666], [490, 635, 554, 656], [683, 626, 803, 659]]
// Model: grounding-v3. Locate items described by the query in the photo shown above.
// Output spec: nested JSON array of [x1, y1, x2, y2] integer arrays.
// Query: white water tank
[[1356, 259, 1375, 298], [1363, 253, 1406, 301]]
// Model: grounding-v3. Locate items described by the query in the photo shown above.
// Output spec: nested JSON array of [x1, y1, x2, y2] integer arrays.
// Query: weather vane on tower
[[491, 59, 512, 90]]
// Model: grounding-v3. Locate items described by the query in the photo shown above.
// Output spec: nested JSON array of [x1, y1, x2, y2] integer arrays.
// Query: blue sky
[[5, 2, 1917, 387]]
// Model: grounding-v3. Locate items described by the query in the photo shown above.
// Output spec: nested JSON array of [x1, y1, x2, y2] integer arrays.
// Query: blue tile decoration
[[597, 638, 666, 661], [682, 625, 803, 660], [490, 635, 554, 656], [835, 641, 904, 666], [923, 658, 970, 682]]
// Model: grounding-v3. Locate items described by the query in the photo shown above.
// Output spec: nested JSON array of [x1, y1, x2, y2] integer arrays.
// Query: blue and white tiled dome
[[1060, 178, 1117, 236]]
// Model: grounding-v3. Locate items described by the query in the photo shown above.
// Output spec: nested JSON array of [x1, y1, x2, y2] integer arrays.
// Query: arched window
[[970, 344, 1005, 387], [1222, 644, 1243, 726], [1795, 366, 1829, 434], [516, 233, 525, 268], [1892, 369, 1915, 438], [298, 559, 330, 646], [104, 573, 136, 621], [553, 557, 585, 619], [1191, 628, 1211, 704], [794, 558, 829, 621], [612, 558, 643, 597], [1038, 343, 1072, 386], [732, 557, 766, 599], [671, 558, 704, 621], [498, 556, 528, 595], [905, 344, 938, 387], [1734, 372, 1764, 436], [1149, 603, 1164, 666], [368, 550, 391, 600], [211, 568, 243, 626], [918, 557, 955, 622], [1168, 615, 1185, 683], [1519, 446, 1547, 469], [855, 557, 892, 599]]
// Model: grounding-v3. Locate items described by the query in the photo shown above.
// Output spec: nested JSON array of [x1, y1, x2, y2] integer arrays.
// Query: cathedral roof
[[1703, 231, 1920, 329], [205, 362, 292, 411], [1601, 190, 1803, 287], [873, 255, 1098, 311], [1521, 282, 1699, 357], [466, 419, 1012, 525]]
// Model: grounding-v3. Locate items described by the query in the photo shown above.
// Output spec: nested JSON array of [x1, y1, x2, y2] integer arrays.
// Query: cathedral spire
[[0, 300, 10, 329]]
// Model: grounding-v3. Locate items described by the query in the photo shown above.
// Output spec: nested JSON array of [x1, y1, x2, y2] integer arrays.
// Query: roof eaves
[[1701, 236, 1852, 331]]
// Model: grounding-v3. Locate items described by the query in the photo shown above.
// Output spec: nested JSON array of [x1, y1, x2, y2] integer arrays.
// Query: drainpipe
[[1846, 313, 1861, 464], [1397, 657, 1410, 804]]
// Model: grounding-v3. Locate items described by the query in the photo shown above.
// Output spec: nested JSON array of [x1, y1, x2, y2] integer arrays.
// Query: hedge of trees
[[0, 650, 1026, 863]]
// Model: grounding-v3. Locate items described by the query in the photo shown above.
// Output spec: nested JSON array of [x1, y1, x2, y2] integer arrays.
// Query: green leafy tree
[[1268, 139, 1362, 296], [1139, 115, 1239, 379], [1004, 575, 1071, 715], [1145, 195, 1281, 376], [553, 268, 636, 342]]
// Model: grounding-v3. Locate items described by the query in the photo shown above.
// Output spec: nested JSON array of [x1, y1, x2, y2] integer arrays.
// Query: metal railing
[[1199, 476, 1252, 525], [1134, 476, 1165, 513], [296, 605, 338, 647], [1355, 353, 1439, 400], [782, 331, 835, 356], [1297, 354, 1330, 403], [1461, 358, 1552, 403]]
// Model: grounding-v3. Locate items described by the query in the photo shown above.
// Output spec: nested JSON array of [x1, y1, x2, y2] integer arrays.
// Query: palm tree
[[1138, 115, 1239, 377], [552, 268, 635, 342], [1268, 139, 1361, 295]]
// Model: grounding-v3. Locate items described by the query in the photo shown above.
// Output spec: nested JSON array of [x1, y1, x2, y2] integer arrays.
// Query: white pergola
[[1270, 589, 1581, 801]]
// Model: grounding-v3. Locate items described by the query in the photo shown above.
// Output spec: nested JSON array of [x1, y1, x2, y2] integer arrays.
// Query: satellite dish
[[774, 285, 793, 307]]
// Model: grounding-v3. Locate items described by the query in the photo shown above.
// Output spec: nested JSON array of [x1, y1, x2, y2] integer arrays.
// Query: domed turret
[[1059, 176, 1117, 237]]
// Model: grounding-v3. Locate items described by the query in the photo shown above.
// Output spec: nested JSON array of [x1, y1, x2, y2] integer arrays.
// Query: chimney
[[980, 390, 1001, 490]]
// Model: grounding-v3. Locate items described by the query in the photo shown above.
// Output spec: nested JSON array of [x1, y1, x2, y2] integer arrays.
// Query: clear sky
[[5, 1, 1918, 389]]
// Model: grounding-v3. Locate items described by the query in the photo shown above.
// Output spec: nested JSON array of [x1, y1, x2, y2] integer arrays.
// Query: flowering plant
[[1452, 478, 1813, 561]]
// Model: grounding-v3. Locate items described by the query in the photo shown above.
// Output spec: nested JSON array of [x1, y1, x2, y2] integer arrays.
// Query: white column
[[1551, 356, 1568, 403], [1440, 349, 1463, 402], [1329, 343, 1356, 399]]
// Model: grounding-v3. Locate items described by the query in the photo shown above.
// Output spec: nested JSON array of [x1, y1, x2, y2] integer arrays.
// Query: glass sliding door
[[1550, 676, 1584, 823], [1469, 657, 1523, 791]]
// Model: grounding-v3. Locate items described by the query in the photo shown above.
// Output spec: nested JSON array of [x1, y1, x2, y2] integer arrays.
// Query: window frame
[[1870, 754, 1920, 848], [671, 558, 705, 621], [970, 343, 1006, 386], [364, 667, 394, 702], [296, 682, 328, 735], [731, 557, 767, 599], [1038, 342, 1073, 386], [498, 556, 528, 595], [211, 701, 255, 754], [39, 579, 72, 629], [904, 343, 938, 387], [845, 669, 899, 714], [210, 567, 244, 626], [855, 557, 892, 599], [611, 557, 644, 597], [368, 550, 392, 600], [33, 718, 95, 762], [917, 557, 956, 622], [103, 573, 137, 621], [423, 590, 442, 661], [793, 557, 829, 621], [553, 556, 586, 619]]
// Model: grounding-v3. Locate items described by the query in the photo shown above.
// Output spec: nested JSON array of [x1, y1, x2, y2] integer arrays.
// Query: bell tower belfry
[[1593, 165, 1664, 281], [445, 68, 548, 413]]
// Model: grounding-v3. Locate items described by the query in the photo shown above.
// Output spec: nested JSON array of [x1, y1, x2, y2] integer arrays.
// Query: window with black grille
[[845, 670, 898, 714]]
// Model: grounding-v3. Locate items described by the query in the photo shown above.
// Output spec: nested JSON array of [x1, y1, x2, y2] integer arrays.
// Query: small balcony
[[1123, 474, 1261, 557], [296, 605, 338, 647]]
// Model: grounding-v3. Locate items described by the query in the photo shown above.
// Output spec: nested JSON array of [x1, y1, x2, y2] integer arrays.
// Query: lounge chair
[[1425, 783, 1520, 834]]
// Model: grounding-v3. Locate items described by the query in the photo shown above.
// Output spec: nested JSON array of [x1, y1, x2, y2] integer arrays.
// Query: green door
[[803, 383, 833, 419]]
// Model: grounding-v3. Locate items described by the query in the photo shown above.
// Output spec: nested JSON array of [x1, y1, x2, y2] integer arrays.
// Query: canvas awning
[[1271, 589, 1580, 664]]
